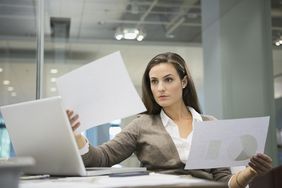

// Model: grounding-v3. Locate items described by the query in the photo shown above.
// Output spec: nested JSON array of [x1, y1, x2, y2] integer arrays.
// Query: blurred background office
[[0, 0, 281, 167]]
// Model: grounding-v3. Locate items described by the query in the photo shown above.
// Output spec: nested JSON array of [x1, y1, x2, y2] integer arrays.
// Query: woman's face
[[149, 63, 186, 108]]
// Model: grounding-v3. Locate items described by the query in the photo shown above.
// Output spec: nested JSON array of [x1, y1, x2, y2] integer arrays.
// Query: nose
[[157, 81, 165, 91]]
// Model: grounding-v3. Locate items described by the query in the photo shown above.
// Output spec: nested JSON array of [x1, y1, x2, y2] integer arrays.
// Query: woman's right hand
[[66, 109, 80, 133], [66, 109, 87, 149]]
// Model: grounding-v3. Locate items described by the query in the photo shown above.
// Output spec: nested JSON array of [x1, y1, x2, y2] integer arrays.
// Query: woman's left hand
[[248, 153, 272, 176]]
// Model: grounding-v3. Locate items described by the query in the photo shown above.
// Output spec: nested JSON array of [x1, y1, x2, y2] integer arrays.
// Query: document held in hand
[[56, 51, 146, 132], [185, 116, 270, 169]]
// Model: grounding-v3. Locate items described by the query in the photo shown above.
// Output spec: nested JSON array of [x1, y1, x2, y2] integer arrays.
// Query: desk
[[19, 173, 227, 188]]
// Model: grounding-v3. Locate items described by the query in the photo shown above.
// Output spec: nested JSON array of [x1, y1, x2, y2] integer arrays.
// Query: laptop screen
[[0, 96, 86, 176]]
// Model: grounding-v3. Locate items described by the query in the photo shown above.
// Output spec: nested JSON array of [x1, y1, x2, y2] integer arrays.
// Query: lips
[[158, 95, 168, 100]]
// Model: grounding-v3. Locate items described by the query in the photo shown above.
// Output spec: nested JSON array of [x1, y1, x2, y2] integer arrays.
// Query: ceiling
[[0, 0, 280, 45], [0, 0, 202, 44]]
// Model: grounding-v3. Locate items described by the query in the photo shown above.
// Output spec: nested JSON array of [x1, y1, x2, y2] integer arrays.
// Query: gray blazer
[[82, 114, 232, 183]]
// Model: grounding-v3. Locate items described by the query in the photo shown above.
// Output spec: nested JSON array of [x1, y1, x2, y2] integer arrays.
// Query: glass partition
[[0, 0, 37, 157]]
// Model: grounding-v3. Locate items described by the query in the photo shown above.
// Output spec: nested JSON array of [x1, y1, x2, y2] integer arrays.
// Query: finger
[[66, 110, 73, 117], [253, 154, 272, 170], [250, 157, 270, 172], [66, 110, 73, 119], [70, 114, 79, 124], [249, 156, 271, 174], [248, 162, 264, 174], [257, 153, 272, 163], [72, 122, 80, 132], [249, 161, 269, 175], [249, 161, 266, 174]]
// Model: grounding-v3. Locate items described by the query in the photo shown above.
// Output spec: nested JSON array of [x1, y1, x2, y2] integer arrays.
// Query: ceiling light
[[50, 87, 57, 92], [50, 77, 57, 82], [115, 27, 123, 40], [137, 30, 146, 41], [50, 69, 58, 74], [3, 80, 10, 85], [11, 92, 16, 97], [115, 34, 123, 40], [137, 34, 145, 41], [115, 27, 146, 41], [0, 68, 3, 72], [123, 28, 139, 40], [166, 33, 175, 39], [7, 86, 14, 91], [274, 36, 282, 46]]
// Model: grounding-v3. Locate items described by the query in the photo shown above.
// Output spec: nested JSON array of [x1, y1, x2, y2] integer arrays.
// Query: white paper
[[185, 116, 270, 169], [56, 51, 146, 132]]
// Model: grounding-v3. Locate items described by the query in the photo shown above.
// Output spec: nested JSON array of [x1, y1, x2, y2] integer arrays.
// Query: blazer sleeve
[[210, 168, 232, 183], [82, 117, 140, 167]]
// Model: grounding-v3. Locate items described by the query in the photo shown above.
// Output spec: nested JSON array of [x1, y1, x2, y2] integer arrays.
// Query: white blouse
[[160, 106, 203, 164]]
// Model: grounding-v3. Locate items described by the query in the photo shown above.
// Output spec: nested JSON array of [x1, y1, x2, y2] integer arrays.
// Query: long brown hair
[[142, 52, 202, 114]]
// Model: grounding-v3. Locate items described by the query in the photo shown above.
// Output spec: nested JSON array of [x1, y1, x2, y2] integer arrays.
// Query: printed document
[[56, 51, 146, 132], [185, 116, 269, 169]]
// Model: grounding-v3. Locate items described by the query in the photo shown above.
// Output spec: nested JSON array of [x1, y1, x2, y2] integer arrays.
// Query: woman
[[67, 52, 272, 187]]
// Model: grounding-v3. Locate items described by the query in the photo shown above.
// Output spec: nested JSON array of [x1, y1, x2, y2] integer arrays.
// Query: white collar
[[160, 106, 202, 127]]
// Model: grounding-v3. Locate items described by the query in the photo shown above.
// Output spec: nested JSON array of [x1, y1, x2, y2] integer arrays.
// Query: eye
[[150, 79, 158, 85], [164, 77, 173, 82]]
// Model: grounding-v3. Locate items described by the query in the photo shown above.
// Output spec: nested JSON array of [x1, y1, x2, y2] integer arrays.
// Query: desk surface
[[19, 173, 227, 188]]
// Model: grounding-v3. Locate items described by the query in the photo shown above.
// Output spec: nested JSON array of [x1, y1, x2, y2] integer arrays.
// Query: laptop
[[0, 96, 146, 176]]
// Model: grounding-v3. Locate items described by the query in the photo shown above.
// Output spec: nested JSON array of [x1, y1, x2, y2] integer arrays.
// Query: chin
[[157, 101, 171, 108]]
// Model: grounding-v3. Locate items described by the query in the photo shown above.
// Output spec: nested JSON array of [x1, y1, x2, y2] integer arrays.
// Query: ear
[[182, 75, 188, 88]]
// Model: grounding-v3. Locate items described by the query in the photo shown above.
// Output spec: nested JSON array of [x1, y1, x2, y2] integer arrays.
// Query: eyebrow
[[150, 74, 174, 79], [163, 74, 174, 78]]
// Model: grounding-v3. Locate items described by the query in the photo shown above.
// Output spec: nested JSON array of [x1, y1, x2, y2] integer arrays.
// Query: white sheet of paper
[[185, 116, 269, 169], [56, 51, 146, 132]]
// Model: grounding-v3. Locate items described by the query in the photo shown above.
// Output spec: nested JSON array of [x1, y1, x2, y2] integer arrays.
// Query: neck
[[163, 102, 191, 121]]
